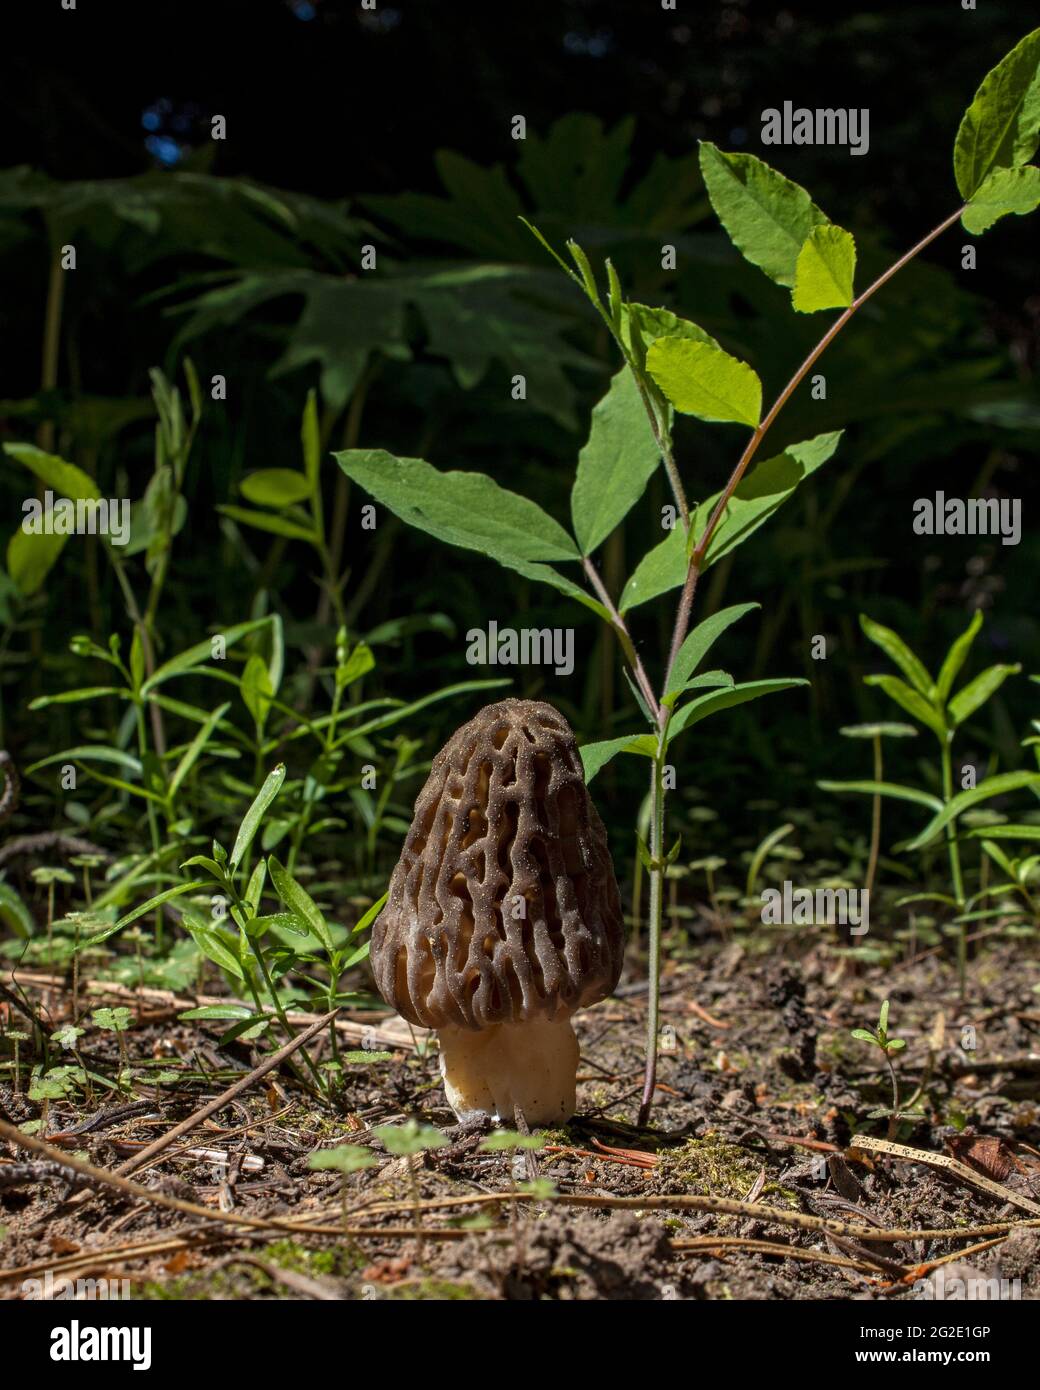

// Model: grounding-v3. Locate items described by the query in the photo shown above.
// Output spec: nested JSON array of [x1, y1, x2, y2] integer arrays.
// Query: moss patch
[[660, 1129, 798, 1208]]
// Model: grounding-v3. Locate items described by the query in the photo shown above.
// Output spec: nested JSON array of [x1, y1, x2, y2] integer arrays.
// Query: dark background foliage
[[2, 0, 1037, 868]]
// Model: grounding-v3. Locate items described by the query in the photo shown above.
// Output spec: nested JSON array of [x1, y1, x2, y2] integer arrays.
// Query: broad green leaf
[[335, 449, 579, 565], [338, 641, 375, 688], [953, 28, 1040, 198], [167, 701, 231, 801], [667, 678, 807, 741], [698, 142, 829, 287], [619, 523, 686, 614], [936, 610, 983, 702], [859, 615, 934, 697], [217, 504, 317, 543], [3, 443, 100, 500], [570, 368, 660, 555], [817, 779, 944, 812], [666, 603, 760, 700], [906, 771, 1040, 850], [676, 670, 735, 697], [580, 733, 657, 783], [622, 302, 717, 368], [947, 663, 1021, 727], [646, 338, 761, 428], [179, 1004, 253, 1022], [185, 925, 245, 981], [268, 854, 335, 953], [962, 165, 1040, 233], [792, 224, 856, 312], [239, 468, 314, 507], [862, 674, 946, 740], [620, 432, 841, 612], [7, 528, 67, 596], [693, 430, 842, 569], [500, 557, 611, 624], [231, 764, 286, 870]]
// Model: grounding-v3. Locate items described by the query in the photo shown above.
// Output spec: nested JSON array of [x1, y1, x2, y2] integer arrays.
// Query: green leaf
[[693, 430, 842, 569], [3, 443, 101, 500], [665, 603, 759, 701], [792, 224, 856, 312], [570, 368, 659, 555], [620, 432, 841, 614], [240, 653, 274, 730], [698, 142, 829, 288], [28, 686, 123, 710], [667, 678, 807, 742], [308, 1144, 378, 1174], [26, 745, 142, 776], [962, 823, 1040, 842], [352, 890, 389, 936], [239, 468, 314, 507], [301, 388, 321, 490], [7, 528, 67, 596], [231, 764, 286, 871], [0, 881, 34, 938], [580, 734, 658, 783], [817, 779, 944, 812], [859, 615, 934, 697], [178, 1004, 253, 1022], [862, 674, 946, 740], [373, 1120, 447, 1156], [953, 28, 1040, 198], [906, 771, 1040, 850], [81, 880, 211, 949], [185, 925, 245, 981], [936, 610, 983, 703], [850, 1029, 878, 1044], [947, 663, 1021, 727], [217, 504, 317, 543], [167, 702, 231, 802], [962, 164, 1040, 234], [268, 854, 335, 953], [334, 449, 580, 566], [646, 337, 761, 428], [142, 616, 279, 694]]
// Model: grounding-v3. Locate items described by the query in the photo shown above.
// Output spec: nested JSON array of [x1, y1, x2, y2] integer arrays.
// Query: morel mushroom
[[370, 698, 624, 1125]]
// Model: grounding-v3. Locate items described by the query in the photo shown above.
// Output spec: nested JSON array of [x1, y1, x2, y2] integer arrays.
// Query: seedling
[[373, 1121, 447, 1263], [308, 1143, 378, 1229], [850, 999, 907, 1137], [92, 1006, 134, 1071]]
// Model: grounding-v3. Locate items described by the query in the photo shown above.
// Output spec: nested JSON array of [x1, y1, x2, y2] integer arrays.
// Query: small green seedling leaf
[[374, 1121, 448, 1156], [308, 1144, 378, 1174]]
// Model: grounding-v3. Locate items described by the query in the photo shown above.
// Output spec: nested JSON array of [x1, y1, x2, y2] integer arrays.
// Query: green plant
[[335, 31, 1040, 1123], [822, 610, 1036, 995], [850, 998, 920, 1138], [307, 1143, 378, 1230]]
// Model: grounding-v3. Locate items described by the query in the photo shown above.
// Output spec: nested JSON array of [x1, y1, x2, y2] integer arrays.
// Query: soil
[[2, 934, 1040, 1301]]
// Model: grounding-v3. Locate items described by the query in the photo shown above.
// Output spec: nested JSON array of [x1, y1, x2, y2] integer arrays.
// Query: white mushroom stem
[[437, 1016, 580, 1125]]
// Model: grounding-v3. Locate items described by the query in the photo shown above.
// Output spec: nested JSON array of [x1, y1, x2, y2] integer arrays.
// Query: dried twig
[[850, 1133, 1040, 1217]]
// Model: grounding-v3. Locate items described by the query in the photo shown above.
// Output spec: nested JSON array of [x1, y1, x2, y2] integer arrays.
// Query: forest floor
[[2, 934, 1040, 1301]]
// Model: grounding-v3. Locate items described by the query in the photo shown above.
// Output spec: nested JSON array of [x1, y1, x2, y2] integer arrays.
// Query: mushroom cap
[[370, 698, 624, 1031]]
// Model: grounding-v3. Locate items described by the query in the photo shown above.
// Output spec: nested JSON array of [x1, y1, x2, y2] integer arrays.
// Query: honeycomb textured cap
[[370, 698, 624, 1030]]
